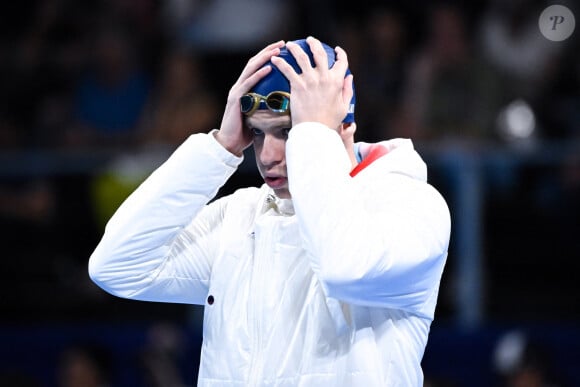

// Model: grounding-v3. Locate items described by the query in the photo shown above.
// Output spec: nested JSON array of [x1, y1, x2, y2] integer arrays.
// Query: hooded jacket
[[89, 122, 451, 386]]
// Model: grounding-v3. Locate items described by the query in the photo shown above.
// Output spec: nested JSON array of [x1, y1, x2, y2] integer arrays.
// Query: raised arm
[[287, 124, 450, 318], [276, 36, 450, 318], [89, 40, 286, 304], [88, 133, 242, 304]]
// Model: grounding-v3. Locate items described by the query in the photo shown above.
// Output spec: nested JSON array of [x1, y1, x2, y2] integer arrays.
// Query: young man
[[89, 37, 451, 386]]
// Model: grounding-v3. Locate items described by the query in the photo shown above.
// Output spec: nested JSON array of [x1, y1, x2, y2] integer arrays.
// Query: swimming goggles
[[240, 91, 291, 115]]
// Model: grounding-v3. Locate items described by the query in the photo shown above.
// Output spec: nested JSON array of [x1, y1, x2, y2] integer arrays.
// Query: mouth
[[264, 176, 287, 189]]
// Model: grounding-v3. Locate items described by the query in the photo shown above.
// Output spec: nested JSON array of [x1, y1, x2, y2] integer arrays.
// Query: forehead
[[245, 110, 291, 130]]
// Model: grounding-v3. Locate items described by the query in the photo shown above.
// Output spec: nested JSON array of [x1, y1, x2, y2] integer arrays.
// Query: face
[[246, 110, 293, 199]]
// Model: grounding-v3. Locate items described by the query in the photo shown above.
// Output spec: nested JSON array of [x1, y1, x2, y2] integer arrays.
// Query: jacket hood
[[355, 139, 427, 182]]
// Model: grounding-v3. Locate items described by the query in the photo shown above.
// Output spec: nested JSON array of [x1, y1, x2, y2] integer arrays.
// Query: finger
[[271, 55, 300, 83], [262, 40, 286, 51], [253, 40, 285, 62], [306, 36, 329, 73], [342, 74, 354, 107], [244, 45, 281, 74], [332, 45, 350, 77], [285, 41, 313, 75], [228, 65, 272, 105], [241, 65, 272, 90], [252, 40, 285, 60], [237, 40, 284, 81], [228, 62, 272, 98]]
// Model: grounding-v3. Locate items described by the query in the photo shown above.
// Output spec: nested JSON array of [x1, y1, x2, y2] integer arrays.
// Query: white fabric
[[89, 123, 451, 386]]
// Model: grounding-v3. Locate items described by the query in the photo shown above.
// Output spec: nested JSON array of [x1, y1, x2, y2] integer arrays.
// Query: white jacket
[[89, 122, 451, 386]]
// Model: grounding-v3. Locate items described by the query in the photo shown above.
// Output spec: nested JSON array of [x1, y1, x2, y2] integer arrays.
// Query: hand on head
[[271, 36, 354, 131], [216, 37, 355, 158], [216, 40, 285, 156]]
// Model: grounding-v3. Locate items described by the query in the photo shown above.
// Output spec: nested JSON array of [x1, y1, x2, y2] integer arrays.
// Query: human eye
[[282, 127, 291, 137], [252, 128, 264, 136]]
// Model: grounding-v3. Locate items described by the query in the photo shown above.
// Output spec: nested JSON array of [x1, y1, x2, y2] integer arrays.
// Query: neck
[[346, 146, 358, 169], [339, 122, 358, 169]]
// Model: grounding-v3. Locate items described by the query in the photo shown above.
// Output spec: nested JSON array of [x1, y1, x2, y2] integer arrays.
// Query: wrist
[[214, 130, 244, 157]]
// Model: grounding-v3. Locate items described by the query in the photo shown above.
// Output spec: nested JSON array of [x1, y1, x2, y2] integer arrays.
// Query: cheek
[[254, 136, 287, 157], [253, 143, 265, 173], [253, 141, 263, 160]]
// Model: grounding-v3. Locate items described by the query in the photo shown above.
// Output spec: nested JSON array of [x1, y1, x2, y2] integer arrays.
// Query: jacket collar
[[261, 192, 295, 217]]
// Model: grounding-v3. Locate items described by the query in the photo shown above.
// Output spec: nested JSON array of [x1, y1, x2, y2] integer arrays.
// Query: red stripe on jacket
[[350, 145, 389, 177]]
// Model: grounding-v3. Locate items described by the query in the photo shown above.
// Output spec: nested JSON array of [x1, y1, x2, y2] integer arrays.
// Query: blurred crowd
[[0, 0, 578, 152], [0, 0, 579, 386], [0, 0, 579, 321], [0, 0, 579, 320]]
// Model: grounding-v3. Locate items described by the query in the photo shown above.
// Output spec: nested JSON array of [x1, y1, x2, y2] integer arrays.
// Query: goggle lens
[[266, 93, 290, 111], [240, 92, 291, 115], [240, 94, 256, 113]]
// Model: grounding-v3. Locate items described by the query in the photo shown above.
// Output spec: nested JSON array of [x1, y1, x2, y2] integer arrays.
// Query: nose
[[258, 134, 285, 168]]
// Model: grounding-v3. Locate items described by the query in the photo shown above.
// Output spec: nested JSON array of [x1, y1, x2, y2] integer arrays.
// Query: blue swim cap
[[251, 39, 356, 123]]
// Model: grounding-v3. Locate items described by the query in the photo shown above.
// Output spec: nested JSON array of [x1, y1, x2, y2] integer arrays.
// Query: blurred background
[[0, 0, 579, 386]]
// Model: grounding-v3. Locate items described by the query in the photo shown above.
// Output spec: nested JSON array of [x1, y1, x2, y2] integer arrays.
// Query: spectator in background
[[67, 20, 152, 149], [477, 0, 567, 141], [354, 7, 408, 142], [0, 0, 97, 149], [56, 343, 112, 387], [478, 0, 562, 102], [492, 330, 567, 387], [161, 0, 294, 53], [90, 49, 220, 230], [139, 323, 191, 387], [534, 25, 580, 140], [144, 49, 220, 147], [398, 4, 501, 143]]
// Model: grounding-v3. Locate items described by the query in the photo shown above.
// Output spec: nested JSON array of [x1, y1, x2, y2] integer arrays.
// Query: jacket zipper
[[247, 218, 275, 386]]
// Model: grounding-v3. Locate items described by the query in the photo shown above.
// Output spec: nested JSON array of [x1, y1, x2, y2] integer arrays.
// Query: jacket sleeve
[[286, 123, 451, 318], [88, 131, 243, 305]]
